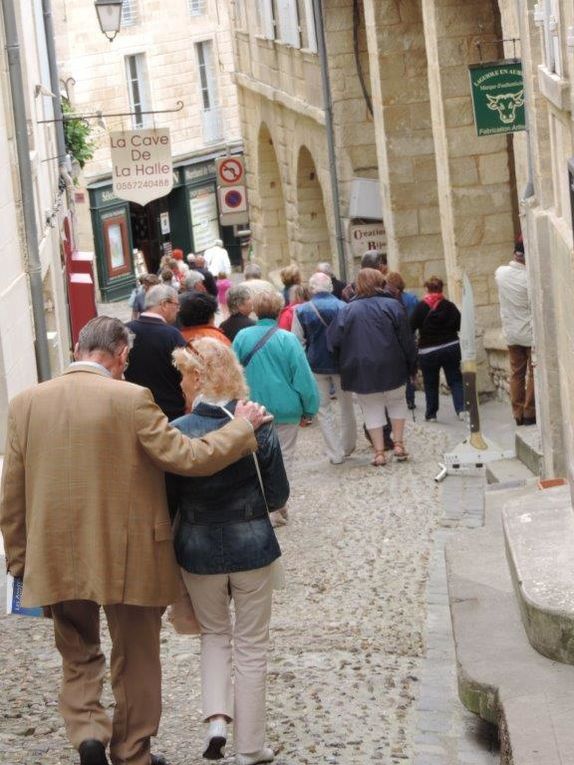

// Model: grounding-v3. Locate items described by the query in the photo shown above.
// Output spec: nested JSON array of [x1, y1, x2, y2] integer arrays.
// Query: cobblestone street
[[1, 401, 501, 764]]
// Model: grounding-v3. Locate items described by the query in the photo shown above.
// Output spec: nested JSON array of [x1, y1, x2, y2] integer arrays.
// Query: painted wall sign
[[469, 60, 526, 136], [110, 128, 173, 205], [349, 222, 386, 257]]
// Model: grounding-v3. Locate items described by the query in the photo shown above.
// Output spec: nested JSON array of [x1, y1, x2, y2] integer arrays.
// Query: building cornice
[[233, 72, 326, 127]]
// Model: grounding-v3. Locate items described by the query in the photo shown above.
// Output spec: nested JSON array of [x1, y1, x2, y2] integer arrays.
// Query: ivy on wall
[[62, 98, 95, 169]]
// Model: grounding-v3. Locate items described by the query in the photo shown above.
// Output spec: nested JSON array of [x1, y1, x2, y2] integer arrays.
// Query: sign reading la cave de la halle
[[110, 128, 173, 206]]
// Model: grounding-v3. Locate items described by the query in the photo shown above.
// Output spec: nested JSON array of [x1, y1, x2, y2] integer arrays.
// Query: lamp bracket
[[37, 100, 185, 124]]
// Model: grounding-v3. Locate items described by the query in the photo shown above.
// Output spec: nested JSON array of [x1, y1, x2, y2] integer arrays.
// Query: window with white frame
[[121, 0, 138, 26], [125, 54, 150, 129], [534, 0, 563, 77], [188, 0, 207, 16], [195, 41, 219, 110]]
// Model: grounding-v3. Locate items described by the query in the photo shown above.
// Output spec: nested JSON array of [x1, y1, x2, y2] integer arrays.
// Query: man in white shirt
[[204, 239, 232, 277], [494, 239, 536, 426]]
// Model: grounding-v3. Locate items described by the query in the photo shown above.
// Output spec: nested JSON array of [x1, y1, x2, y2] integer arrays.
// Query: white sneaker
[[457, 412, 466, 421], [236, 748, 274, 765], [203, 718, 227, 760]]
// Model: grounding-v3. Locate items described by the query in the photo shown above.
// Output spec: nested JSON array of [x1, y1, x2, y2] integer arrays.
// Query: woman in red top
[[277, 284, 310, 331]]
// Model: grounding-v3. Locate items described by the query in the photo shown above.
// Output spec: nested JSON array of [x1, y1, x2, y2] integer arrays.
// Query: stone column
[[363, 0, 444, 288], [421, 0, 517, 328]]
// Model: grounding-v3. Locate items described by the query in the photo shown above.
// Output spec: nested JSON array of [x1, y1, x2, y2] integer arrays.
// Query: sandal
[[393, 442, 409, 462], [371, 450, 387, 467]]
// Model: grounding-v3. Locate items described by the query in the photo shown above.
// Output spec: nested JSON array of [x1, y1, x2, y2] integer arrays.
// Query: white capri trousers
[[356, 385, 407, 429], [181, 565, 274, 754]]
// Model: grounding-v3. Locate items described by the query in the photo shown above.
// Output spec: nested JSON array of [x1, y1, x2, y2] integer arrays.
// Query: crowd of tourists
[[4, 240, 532, 765]]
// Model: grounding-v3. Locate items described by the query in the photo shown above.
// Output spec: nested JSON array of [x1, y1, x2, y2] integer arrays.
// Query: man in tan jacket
[[0, 316, 268, 765]]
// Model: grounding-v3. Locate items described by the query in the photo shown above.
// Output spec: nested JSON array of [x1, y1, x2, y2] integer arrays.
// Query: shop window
[[125, 54, 150, 129], [102, 212, 131, 277], [121, 0, 138, 26], [188, 0, 206, 16]]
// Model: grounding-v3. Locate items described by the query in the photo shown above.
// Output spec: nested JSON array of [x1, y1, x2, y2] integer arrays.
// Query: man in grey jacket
[[494, 239, 536, 426]]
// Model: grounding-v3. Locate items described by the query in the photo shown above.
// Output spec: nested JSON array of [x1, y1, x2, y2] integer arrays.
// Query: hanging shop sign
[[349, 222, 386, 257], [110, 128, 173, 206], [469, 60, 526, 136]]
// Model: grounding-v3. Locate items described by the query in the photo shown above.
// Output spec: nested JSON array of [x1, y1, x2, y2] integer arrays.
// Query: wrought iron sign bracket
[[37, 100, 184, 124]]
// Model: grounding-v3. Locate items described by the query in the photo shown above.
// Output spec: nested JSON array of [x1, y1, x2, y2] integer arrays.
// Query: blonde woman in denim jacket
[[167, 339, 289, 765]]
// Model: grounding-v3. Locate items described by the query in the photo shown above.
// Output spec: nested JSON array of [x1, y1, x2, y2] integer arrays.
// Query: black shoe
[[515, 417, 524, 426], [79, 740, 109, 765], [151, 756, 169, 765], [407, 402, 416, 410], [522, 417, 536, 426]]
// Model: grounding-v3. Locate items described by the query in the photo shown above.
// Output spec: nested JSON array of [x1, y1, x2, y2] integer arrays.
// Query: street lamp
[[94, 0, 123, 42]]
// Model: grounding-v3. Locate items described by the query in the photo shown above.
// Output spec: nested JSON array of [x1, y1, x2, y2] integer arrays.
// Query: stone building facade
[[230, 1, 574, 473], [53, 0, 244, 299], [0, 0, 73, 443]]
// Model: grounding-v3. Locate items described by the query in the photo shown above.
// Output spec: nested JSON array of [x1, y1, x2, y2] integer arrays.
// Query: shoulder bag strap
[[240, 326, 279, 367], [308, 300, 329, 328], [219, 405, 269, 513]]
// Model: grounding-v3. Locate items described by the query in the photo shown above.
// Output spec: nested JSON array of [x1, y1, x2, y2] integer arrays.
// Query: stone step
[[502, 483, 574, 665], [446, 484, 574, 763], [485, 457, 535, 486], [515, 426, 543, 476]]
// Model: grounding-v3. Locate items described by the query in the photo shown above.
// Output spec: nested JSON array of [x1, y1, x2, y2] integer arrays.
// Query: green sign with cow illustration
[[469, 60, 526, 136]]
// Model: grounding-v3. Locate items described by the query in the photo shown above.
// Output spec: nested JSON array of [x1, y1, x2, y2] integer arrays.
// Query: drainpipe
[[311, 0, 347, 282], [42, 0, 67, 163], [2, 0, 52, 381]]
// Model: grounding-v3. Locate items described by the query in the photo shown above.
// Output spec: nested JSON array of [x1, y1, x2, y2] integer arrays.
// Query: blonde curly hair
[[173, 338, 249, 401]]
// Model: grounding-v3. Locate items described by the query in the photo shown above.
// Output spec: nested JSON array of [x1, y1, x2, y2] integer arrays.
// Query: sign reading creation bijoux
[[469, 60, 526, 136], [110, 128, 173, 206]]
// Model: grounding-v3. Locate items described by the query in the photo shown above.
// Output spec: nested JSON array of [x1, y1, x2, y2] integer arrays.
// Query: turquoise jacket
[[233, 319, 319, 424]]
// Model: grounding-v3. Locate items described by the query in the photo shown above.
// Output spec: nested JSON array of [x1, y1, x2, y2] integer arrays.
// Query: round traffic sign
[[218, 157, 244, 185], [224, 189, 243, 208]]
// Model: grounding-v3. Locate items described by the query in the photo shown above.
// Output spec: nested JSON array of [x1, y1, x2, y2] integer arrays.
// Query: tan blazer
[[0, 365, 257, 607]]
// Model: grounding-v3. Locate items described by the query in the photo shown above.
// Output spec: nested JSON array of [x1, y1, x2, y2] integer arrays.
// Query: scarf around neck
[[423, 293, 444, 311]]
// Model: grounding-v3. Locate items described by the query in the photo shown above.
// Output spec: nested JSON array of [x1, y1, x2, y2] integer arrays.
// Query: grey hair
[[360, 249, 387, 269], [309, 272, 333, 294], [184, 270, 205, 289], [244, 262, 262, 280], [227, 285, 252, 314], [213, 238, 223, 247], [316, 261, 334, 276], [77, 316, 134, 355], [144, 284, 179, 309]]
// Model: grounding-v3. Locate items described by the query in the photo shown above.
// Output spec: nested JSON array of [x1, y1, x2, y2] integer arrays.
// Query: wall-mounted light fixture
[[94, 0, 123, 42]]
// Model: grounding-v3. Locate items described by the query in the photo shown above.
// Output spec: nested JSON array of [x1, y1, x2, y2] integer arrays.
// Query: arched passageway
[[295, 146, 330, 272], [256, 123, 289, 270]]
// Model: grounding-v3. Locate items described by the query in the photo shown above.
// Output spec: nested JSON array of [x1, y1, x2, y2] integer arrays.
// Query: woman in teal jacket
[[233, 288, 319, 525]]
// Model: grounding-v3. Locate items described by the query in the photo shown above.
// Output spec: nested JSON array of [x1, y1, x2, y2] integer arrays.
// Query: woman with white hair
[[292, 272, 356, 463], [168, 339, 289, 765]]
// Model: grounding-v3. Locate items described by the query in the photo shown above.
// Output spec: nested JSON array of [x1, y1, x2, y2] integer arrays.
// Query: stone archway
[[255, 123, 289, 271], [295, 146, 330, 273]]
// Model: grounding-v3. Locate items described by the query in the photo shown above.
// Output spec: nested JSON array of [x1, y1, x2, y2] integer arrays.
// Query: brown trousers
[[508, 345, 535, 421], [51, 601, 163, 765]]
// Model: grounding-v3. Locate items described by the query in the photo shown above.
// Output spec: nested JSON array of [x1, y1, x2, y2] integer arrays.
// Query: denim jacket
[[166, 400, 289, 575], [292, 293, 346, 374]]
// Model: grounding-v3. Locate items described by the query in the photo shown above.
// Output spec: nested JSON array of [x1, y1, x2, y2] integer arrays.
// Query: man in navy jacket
[[125, 284, 187, 420]]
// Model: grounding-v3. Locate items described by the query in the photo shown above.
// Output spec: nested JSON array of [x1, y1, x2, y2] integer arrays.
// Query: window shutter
[[302, 0, 317, 51], [277, 0, 300, 46], [259, 0, 275, 38]]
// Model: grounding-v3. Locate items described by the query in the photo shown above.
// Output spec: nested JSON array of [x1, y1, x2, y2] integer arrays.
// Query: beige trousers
[[314, 374, 356, 462], [181, 565, 274, 754], [51, 600, 163, 765]]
